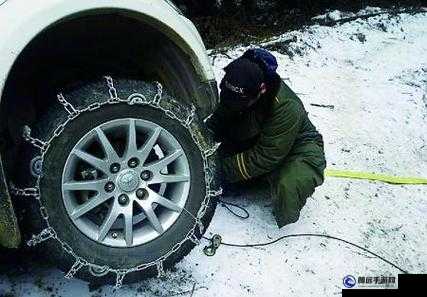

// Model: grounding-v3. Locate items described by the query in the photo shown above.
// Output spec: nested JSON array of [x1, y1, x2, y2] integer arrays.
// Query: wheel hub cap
[[117, 169, 139, 192]]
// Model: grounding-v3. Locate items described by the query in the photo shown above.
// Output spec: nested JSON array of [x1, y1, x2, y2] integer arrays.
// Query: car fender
[[0, 0, 215, 103]]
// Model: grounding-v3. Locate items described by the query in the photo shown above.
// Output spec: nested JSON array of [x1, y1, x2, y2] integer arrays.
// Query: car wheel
[[26, 78, 219, 284]]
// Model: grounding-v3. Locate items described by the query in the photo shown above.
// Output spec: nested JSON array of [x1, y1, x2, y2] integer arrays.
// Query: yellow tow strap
[[324, 169, 427, 185]]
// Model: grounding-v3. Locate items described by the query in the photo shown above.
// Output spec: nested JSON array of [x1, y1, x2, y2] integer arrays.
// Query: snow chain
[[11, 76, 222, 288]]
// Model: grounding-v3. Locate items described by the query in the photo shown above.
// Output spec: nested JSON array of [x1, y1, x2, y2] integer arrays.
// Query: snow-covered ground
[[1, 9, 427, 297]]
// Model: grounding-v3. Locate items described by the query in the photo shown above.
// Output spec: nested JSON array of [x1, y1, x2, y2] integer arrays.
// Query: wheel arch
[[0, 0, 215, 91], [0, 3, 217, 112], [0, 5, 219, 153]]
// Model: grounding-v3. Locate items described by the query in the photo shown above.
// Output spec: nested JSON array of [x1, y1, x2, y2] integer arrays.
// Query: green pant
[[264, 142, 326, 227], [220, 141, 326, 228]]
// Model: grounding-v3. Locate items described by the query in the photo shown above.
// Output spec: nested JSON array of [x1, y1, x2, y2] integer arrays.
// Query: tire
[[27, 78, 218, 284]]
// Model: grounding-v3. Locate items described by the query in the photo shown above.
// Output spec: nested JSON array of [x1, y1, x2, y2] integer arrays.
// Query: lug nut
[[140, 170, 152, 181], [136, 188, 148, 200], [104, 182, 115, 193], [128, 158, 140, 168], [110, 163, 121, 174], [118, 194, 129, 206]]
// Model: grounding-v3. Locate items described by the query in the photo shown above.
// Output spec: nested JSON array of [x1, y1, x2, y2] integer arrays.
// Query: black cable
[[202, 233, 409, 274], [213, 198, 408, 273], [218, 198, 250, 219]]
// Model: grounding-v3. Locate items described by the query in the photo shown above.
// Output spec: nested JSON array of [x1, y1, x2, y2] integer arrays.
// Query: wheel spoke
[[125, 119, 138, 158], [139, 127, 161, 165], [98, 203, 121, 242], [148, 174, 190, 185], [63, 179, 109, 192], [149, 190, 182, 213], [73, 149, 109, 174], [137, 200, 164, 234], [145, 149, 183, 172], [70, 194, 112, 220], [124, 209, 134, 247], [95, 127, 120, 162]]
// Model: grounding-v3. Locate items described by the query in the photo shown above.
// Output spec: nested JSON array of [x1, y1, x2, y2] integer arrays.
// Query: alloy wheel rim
[[61, 118, 191, 247]]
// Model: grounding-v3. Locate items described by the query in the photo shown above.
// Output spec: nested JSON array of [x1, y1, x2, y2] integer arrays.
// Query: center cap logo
[[117, 169, 139, 192]]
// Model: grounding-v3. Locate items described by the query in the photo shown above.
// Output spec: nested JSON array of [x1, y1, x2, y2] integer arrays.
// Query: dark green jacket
[[208, 80, 324, 183]]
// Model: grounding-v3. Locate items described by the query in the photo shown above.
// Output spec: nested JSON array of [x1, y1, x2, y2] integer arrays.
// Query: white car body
[[0, 0, 215, 102]]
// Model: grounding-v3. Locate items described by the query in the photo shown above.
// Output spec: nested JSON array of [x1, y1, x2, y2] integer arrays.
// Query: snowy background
[[1, 9, 426, 297]]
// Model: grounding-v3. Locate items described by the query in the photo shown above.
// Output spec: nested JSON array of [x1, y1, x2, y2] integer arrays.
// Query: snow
[[311, 9, 355, 21], [1, 9, 427, 297]]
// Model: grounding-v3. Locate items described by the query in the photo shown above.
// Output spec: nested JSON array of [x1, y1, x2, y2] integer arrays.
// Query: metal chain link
[[128, 93, 149, 105], [65, 258, 88, 279], [9, 183, 40, 197], [153, 81, 163, 106], [189, 233, 201, 245], [115, 270, 127, 288], [27, 227, 56, 247], [14, 77, 222, 288], [57, 93, 79, 118], [104, 76, 119, 102], [22, 125, 48, 153], [156, 260, 166, 278]]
